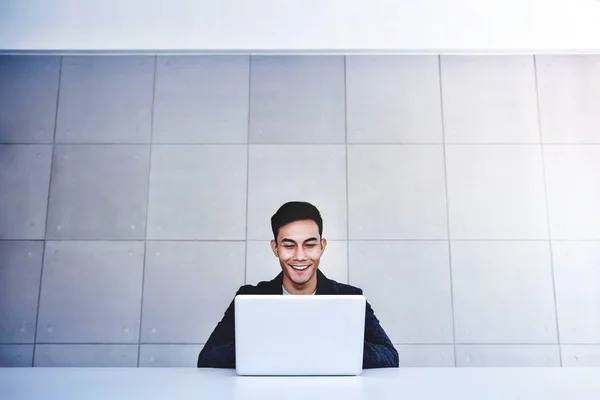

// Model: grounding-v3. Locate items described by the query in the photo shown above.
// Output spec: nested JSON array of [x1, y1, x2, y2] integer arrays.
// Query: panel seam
[[533, 55, 563, 366], [32, 55, 63, 367], [137, 55, 158, 367]]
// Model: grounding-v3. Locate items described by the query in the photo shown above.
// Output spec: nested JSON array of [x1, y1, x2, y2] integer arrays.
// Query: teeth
[[291, 265, 309, 270]]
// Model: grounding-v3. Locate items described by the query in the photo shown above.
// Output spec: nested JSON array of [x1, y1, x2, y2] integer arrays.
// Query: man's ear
[[270, 240, 278, 257], [320, 238, 328, 253]]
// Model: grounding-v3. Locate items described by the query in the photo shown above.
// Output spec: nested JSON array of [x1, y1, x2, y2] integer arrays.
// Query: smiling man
[[197, 201, 399, 369]]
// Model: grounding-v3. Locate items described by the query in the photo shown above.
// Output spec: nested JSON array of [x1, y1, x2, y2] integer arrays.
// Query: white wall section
[[1, 0, 599, 53]]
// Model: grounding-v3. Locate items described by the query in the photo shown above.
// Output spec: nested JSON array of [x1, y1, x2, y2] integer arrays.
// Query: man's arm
[[362, 299, 399, 368], [197, 291, 241, 368]]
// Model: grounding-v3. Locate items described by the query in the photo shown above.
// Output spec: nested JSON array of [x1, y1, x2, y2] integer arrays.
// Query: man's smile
[[290, 264, 310, 271]]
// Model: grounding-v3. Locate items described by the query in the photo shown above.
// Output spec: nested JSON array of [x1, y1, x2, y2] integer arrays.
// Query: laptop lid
[[234, 294, 366, 376]]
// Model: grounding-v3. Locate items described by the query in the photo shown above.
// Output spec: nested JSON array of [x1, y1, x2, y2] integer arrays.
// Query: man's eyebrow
[[280, 237, 319, 244]]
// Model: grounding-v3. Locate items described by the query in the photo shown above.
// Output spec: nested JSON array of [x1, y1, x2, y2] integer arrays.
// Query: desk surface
[[2, 367, 600, 400]]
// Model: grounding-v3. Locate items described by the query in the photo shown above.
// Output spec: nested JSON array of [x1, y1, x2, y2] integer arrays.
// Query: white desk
[[1, 368, 599, 400]]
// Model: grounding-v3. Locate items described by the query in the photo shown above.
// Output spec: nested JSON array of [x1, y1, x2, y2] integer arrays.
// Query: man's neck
[[282, 276, 317, 295]]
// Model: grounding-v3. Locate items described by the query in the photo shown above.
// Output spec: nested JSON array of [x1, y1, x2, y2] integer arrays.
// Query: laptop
[[234, 294, 366, 376]]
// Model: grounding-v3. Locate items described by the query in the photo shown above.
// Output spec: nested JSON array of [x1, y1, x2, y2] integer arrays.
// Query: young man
[[197, 201, 399, 368]]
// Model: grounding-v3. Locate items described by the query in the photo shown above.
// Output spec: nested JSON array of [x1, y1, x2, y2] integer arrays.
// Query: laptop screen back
[[234, 294, 366, 376]]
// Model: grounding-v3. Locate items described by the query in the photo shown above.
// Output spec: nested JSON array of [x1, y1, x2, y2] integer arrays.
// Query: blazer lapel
[[264, 272, 285, 294], [315, 270, 335, 295]]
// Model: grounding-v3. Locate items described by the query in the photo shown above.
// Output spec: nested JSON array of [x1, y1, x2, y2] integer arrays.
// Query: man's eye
[[284, 245, 294, 249], [305, 244, 316, 248]]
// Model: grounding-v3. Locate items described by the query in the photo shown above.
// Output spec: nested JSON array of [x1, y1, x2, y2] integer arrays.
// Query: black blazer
[[197, 270, 399, 369]]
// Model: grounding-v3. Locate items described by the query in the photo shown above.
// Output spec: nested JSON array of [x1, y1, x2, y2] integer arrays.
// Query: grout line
[[39, 239, 248, 242], [4, 50, 600, 56], [544, 239, 600, 242], [0, 239, 46, 243], [452, 343, 567, 346], [11, 238, 585, 243], [345, 238, 552, 242], [137, 55, 158, 368], [14, 342, 583, 346], [244, 55, 252, 285], [32, 55, 63, 367], [20, 342, 204, 346], [344, 55, 351, 284], [438, 55, 458, 367], [26, 342, 209, 346], [443, 143, 546, 146], [0, 142, 54, 146], [247, 142, 347, 145], [29, 343, 144, 346], [533, 55, 563, 367], [526, 143, 600, 146], [5, 141, 600, 146], [50, 142, 251, 146], [43, 142, 158, 146], [13, 238, 589, 243]]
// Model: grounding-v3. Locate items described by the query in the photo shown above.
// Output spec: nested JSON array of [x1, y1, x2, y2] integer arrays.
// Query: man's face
[[270, 219, 327, 290]]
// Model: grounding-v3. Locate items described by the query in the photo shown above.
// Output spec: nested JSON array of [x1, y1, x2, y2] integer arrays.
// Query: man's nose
[[293, 247, 308, 260]]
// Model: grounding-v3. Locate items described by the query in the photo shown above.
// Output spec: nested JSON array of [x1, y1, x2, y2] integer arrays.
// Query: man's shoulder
[[327, 279, 363, 295], [236, 280, 277, 295]]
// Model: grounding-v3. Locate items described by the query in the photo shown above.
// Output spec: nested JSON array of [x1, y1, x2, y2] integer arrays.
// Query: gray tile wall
[[0, 54, 599, 368]]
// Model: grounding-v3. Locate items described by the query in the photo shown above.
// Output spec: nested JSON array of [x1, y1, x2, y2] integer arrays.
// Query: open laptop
[[234, 294, 366, 376]]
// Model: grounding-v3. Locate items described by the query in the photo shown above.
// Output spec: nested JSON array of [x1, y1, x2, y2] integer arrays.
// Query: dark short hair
[[271, 201, 323, 241]]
